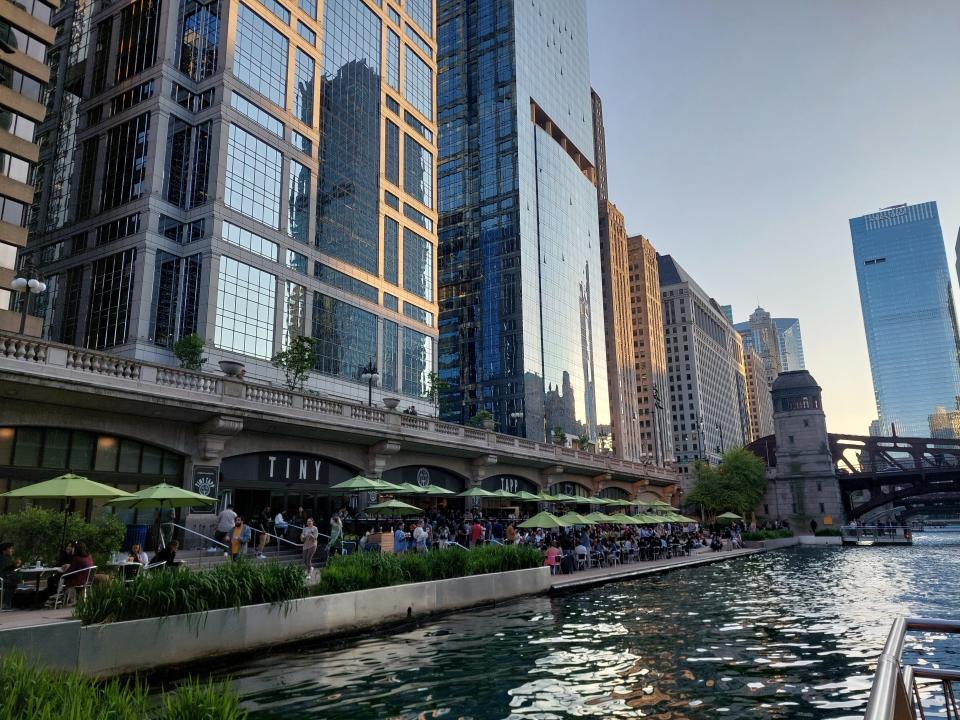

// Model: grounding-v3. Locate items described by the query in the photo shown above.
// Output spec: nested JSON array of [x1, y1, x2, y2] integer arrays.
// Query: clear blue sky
[[587, 0, 960, 435]]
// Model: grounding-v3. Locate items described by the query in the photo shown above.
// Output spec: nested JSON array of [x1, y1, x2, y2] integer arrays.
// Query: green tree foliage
[[467, 409, 493, 428], [172, 333, 207, 371], [0, 508, 125, 565], [425, 371, 449, 417], [271, 335, 316, 391], [685, 447, 768, 516]]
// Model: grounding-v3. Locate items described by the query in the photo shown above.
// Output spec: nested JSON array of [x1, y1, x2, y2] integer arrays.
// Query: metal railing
[[864, 617, 960, 720]]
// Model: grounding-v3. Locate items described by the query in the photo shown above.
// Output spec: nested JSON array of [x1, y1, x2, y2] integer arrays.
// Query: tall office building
[[850, 201, 960, 436], [774, 317, 804, 371], [658, 253, 746, 484], [436, 0, 609, 442], [627, 234, 671, 466], [743, 344, 774, 441], [0, 0, 57, 334], [734, 311, 806, 377], [19, 0, 439, 408], [591, 89, 639, 460]]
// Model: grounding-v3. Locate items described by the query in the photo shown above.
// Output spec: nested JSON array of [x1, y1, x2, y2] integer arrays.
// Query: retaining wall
[[0, 566, 552, 676]]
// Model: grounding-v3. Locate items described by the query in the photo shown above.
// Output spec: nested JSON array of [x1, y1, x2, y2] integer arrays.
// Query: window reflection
[[215, 256, 277, 359], [225, 124, 282, 228]]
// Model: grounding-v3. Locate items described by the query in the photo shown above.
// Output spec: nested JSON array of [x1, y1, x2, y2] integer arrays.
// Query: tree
[[172, 333, 206, 370], [425, 371, 449, 418], [271, 336, 316, 391], [685, 447, 767, 517]]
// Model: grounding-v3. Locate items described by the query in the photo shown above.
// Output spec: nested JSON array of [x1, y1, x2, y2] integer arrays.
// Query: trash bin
[[124, 524, 149, 551]]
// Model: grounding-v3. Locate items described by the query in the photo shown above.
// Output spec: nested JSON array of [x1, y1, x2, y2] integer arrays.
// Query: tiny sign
[[192, 465, 219, 513]]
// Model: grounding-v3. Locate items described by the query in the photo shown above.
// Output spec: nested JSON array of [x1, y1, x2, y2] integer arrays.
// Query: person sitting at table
[[55, 542, 76, 567], [128, 543, 149, 566], [63, 543, 93, 587], [152, 540, 180, 566], [0, 542, 21, 609]]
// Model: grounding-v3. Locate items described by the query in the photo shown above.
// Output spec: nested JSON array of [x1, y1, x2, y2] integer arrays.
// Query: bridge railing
[[864, 616, 960, 720], [840, 525, 914, 542]]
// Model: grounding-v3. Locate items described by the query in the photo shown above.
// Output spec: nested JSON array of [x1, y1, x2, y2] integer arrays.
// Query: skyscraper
[[774, 317, 805, 371], [436, 0, 609, 442], [592, 89, 640, 460], [627, 234, 672, 466], [743, 344, 774, 441], [658, 253, 746, 484], [20, 0, 439, 409], [0, 0, 56, 334], [850, 201, 960, 436]]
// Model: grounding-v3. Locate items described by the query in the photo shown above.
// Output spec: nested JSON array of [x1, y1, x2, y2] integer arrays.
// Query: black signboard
[[219, 452, 356, 489], [191, 465, 219, 513], [481, 474, 539, 495], [381, 466, 466, 492]]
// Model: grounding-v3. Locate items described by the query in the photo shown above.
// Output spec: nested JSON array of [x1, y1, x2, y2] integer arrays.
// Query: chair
[[574, 548, 588, 571], [48, 566, 97, 609], [607, 549, 621, 567], [142, 560, 169, 572]]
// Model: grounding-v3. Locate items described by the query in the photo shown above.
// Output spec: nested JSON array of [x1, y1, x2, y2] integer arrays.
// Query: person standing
[[255, 506, 272, 558], [229, 516, 252, 561], [328, 513, 343, 555], [413, 521, 428, 552], [274, 509, 288, 543], [301, 518, 319, 575], [470, 519, 483, 547], [214, 505, 237, 547]]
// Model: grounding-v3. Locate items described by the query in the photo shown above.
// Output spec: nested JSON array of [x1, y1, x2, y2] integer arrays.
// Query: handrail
[[864, 617, 960, 720], [161, 522, 228, 550]]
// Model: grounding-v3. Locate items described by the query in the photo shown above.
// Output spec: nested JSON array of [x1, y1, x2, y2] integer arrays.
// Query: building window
[[91, 19, 112, 93], [382, 318, 398, 391], [86, 248, 137, 350], [312, 293, 377, 381], [233, 3, 288, 108], [287, 249, 307, 273], [115, 0, 161, 83], [385, 119, 399, 185], [403, 302, 433, 327], [287, 159, 310, 243], [282, 280, 306, 349], [230, 92, 284, 138], [403, 227, 432, 301], [386, 30, 399, 90], [222, 220, 278, 261], [297, 0, 316, 19], [225, 124, 282, 228], [177, 0, 220, 81], [293, 48, 315, 125], [215, 256, 276, 359], [405, 0, 431, 38], [292, 130, 312, 156], [403, 134, 432, 208], [296, 20, 316, 45], [151, 251, 202, 348], [317, 0, 381, 275], [403, 46, 432, 120], [314, 263, 377, 303], [165, 117, 211, 209], [402, 326, 432, 397], [383, 216, 398, 285], [101, 112, 151, 211]]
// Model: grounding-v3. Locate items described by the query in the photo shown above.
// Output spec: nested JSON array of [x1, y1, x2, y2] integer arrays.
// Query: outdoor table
[[16, 566, 61, 591], [107, 561, 143, 580]]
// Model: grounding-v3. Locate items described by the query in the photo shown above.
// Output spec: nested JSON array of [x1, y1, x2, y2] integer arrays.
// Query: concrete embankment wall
[[0, 566, 551, 676], [744, 535, 842, 550]]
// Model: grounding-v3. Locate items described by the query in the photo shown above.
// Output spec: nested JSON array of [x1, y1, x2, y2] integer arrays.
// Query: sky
[[586, 0, 960, 435]]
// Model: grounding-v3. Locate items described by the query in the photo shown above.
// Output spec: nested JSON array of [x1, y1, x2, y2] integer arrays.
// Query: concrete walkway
[[550, 547, 764, 592], [0, 606, 74, 630]]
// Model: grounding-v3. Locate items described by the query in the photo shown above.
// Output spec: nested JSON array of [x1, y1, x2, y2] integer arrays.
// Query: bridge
[[748, 432, 960, 520]]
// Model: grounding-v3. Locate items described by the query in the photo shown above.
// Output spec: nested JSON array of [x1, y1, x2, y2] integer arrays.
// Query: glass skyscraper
[[19, 0, 439, 408], [436, 0, 609, 442], [850, 201, 960, 437]]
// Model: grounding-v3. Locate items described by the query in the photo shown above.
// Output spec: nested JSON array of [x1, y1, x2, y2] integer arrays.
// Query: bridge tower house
[[764, 370, 845, 529]]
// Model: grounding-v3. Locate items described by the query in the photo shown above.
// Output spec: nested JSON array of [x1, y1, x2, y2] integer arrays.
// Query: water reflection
[[193, 531, 960, 719]]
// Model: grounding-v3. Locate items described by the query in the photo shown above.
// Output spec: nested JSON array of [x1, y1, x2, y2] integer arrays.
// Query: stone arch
[[221, 434, 367, 473], [381, 464, 469, 492], [598, 480, 636, 497]]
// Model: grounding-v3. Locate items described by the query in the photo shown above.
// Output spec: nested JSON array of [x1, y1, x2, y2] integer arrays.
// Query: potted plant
[[173, 333, 207, 371], [271, 335, 316, 391], [468, 409, 494, 430], [382, 397, 401, 410], [218, 360, 245, 377], [552, 426, 567, 445]]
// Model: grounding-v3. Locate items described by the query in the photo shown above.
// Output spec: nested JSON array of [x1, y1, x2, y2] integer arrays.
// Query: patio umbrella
[[107, 482, 216, 549], [603, 499, 633, 508], [365, 499, 423, 516], [585, 511, 615, 523], [457, 487, 494, 498], [716, 511, 743, 520], [552, 493, 580, 503], [517, 511, 569, 529], [632, 514, 664, 525], [586, 497, 614, 506], [489, 489, 519, 499], [607, 513, 641, 525], [648, 499, 673, 509], [537, 491, 561, 502], [422, 484, 455, 495], [391, 482, 430, 495], [2, 473, 133, 545], [631, 499, 652, 508], [514, 491, 541, 502], [329, 475, 398, 492], [559, 511, 595, 525], [672, 513, 699, 523]]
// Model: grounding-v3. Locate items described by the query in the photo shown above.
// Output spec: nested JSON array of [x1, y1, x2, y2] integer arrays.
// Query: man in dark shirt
[[152, 540, 180, 566], [1, 542, 22, 609]]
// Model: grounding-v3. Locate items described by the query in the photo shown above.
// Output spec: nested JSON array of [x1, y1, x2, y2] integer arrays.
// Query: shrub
[[0, 507, 125, 566], [315, 544, 543, 596], [75, 560, 306, 625], [173, 333, 207, 371], [0, 654, 245, 720], [742, 529, 794, 541], [815, 528, 842, 536]]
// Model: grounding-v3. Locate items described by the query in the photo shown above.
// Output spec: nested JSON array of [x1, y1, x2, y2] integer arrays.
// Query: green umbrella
[[517, 511, 569, 529], [537, 491, 561, 501], [587, 496, 614, 505], [569, 495, 594, 505], [107, 482, 215, 509], [559, 511, 595, 525], [716, 511, 743, 520], [632, 514, 664, 525], [603, 498, 633, 508], [391, 482, 430, 495], [514, 491, 542, 502], [2, 473, 133, 546], [552, 493, 581, 503], [631, 499, 652, 508], [672, 513, 699, 523], [457, 487, 494, 498], [606, 513, 641, 525], [648, 499, 673, 509], [422, 484, 455, 495], [489, 489, 519, 499], [585, 511, 615, 523], [329, 475, 392, 492], [365, 499, 423, 516]]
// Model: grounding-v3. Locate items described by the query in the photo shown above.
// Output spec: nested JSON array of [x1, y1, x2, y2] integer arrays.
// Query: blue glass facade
[[850, 201, 960, 436], [436, 0, 608, 441]]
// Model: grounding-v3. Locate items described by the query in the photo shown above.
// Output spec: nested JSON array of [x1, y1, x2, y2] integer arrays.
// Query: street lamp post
[[11, 273, 47, 335], [359, 361, 380, 407]]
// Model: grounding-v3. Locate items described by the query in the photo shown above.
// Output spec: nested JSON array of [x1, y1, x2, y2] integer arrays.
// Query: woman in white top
[[300, 518, 319, 571]]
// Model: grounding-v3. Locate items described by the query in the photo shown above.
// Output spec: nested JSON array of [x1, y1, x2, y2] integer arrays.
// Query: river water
[[194, 531, 960, 719]]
